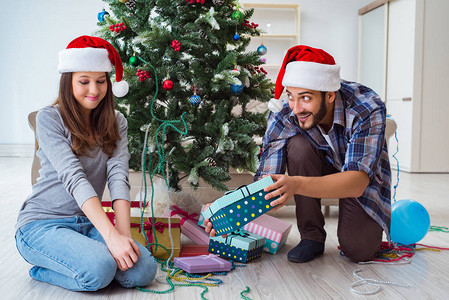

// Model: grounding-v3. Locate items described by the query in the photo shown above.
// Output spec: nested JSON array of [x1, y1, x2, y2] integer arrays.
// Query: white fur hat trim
[[282, 61, 341, 92], [57, 48, 113, 73]]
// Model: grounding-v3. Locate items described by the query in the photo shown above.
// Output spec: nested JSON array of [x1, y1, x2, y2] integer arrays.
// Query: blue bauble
[[190, 94, 201, 106], [230, 83, 244, 95], [97, 9, 110, 22], [257, 45, 267, 56], [233, 33, 240, 41], [390, 199, 430, 245]]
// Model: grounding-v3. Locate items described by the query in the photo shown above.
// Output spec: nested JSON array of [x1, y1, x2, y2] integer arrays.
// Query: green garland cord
[[133, 57, 226, 300]]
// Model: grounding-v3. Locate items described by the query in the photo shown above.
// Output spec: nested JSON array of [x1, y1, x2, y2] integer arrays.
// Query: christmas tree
[[96, 0, 273, 191]]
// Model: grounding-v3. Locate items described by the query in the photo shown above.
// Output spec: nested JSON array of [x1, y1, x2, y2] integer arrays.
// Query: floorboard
[[1, 157, 449, 299]]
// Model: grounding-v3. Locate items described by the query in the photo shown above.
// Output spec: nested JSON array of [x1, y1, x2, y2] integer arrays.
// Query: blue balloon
[[390, 199, 430, 245]]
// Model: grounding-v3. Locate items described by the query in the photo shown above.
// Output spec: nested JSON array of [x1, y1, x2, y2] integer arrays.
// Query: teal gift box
[[201, 176, 279, 235], [208, 229, 265, 263]]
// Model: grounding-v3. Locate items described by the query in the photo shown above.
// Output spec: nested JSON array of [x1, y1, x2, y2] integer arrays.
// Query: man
[[255, 45, 391, 263]]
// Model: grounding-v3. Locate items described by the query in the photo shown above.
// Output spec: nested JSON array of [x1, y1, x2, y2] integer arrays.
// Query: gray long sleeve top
[[16, 105, 131, 231]]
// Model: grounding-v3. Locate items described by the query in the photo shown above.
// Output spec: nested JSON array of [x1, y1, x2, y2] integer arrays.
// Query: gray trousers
[[287, 134, 383, 262]]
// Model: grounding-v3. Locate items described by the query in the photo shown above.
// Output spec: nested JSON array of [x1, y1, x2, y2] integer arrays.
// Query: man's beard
[[298, 93, 327, 130]]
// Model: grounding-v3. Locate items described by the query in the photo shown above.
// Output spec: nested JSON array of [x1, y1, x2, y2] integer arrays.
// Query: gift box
[[101, 200, 148, 225], [174, 254, 232, 273], [201, 176, 279, 235], [180, 245, 211, 257], [130, 216, 181, 260], [197, 204, 207, 228], [208, 229, 265, 263], [243, 214, 292, 254], [163, 205, 210, 245]]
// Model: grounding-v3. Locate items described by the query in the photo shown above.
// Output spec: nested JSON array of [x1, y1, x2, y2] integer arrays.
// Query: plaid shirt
[[255, 81, 391, 237]]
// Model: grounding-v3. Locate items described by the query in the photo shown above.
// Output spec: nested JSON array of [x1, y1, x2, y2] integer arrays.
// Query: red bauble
[[163, 79, 174, 91]]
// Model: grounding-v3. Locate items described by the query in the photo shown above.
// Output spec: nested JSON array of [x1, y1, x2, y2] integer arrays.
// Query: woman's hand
[[264, 174, 298, 212], [105, 231, 141, 271]]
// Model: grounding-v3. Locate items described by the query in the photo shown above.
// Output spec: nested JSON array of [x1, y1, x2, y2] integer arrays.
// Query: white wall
[[0, 0, 105, 144], [0, 0, 371, 145]]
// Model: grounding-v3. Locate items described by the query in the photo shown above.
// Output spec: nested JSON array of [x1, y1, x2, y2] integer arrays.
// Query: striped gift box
[[243, 214, 292, 254]]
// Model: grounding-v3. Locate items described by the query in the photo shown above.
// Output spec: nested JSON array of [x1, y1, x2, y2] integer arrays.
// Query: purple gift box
[[174, 254, 232, 273]]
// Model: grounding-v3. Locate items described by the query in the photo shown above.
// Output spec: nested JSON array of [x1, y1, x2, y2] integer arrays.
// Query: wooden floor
[[1, 156, 449, 299]]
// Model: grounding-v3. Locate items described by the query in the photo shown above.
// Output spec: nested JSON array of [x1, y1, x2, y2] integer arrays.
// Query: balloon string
[[392, 130, 400, 203]]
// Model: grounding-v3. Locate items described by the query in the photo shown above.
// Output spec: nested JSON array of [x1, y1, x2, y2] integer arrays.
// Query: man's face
[[287, 87, 331, 130]]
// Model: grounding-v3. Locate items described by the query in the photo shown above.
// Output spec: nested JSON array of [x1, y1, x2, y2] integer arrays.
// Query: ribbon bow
[[170, 205, 199, 225], [233, 230, 250, 238], [131, 219, 180, 244]]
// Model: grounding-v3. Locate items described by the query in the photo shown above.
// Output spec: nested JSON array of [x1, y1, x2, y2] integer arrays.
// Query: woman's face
[[72, 72, 108, 116]]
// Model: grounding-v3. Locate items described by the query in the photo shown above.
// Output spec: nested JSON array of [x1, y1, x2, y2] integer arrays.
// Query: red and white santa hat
[[57, 35, 129, 97], [268, 45, 341, 112]]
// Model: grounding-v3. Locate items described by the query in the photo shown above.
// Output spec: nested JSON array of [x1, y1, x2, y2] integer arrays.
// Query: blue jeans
[[15, 216, 158, 291]]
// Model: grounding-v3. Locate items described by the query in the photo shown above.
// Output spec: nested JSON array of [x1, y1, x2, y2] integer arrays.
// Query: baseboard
[[0, 144, 34, 157]]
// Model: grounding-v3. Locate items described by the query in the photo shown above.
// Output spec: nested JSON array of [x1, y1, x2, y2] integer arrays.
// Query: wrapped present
[[163, 205, 210, 245], [130, 216, 181, 260], [201, 176, 279, 235], [101, 200, 149, 225], [180, 245, 210, 257], [243, 214, 292, 254], [197, 204, 207, 228], [103, 206, 115, 225], [208, 229, 265, 263], [174, 254, 232, 273]]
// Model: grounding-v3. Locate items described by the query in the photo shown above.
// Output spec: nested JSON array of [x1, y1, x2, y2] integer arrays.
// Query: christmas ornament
[[119, 0, 129, 3], [233, 33, 240, 41], [97, 9, 109, 22], [125, 0, 136, 9], [172, 39, 181, 51], [186, 0, 205, 4], [190, 94, 201, 106], [212, 0, 224, 5], [231, 10, 244, 23], [109, 22, 127, 33], [129, 55, 139, 67], [163, 79, 174, 91], [232, 0, 244, 23], [230, 83, 244, 95], [136, 69, 150, 81], [206, 157, 216, 167], [257, 44, 267, 55]]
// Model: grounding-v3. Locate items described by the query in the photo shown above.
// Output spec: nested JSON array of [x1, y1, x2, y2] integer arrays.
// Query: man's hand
[[105, 231, 141, 271], [263, 174, 298, 212]]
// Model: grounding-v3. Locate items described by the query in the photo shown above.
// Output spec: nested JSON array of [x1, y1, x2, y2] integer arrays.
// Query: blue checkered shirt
[[255, 81, 391, 237]]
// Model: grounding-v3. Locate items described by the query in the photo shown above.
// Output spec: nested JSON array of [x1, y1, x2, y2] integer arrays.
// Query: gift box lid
[[210, 229, 265, 250], [174, 254, 232, 273], [201, 176, 277, 220]]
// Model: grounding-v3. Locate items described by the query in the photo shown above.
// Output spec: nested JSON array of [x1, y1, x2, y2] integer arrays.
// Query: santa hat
[[57, 35, 129, 97], [268, 45, 341, 113]]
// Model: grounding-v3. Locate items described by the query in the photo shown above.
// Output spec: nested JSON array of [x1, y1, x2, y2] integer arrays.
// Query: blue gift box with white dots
[[201, 176, 279, 235], [208, 229, 265, 263]]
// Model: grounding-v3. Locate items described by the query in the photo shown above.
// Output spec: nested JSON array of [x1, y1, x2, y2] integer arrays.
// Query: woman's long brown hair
[[53, 72, 120, 157]]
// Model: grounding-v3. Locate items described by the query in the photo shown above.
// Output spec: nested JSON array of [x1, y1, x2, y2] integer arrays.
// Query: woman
[[15, 36, 157, 291]]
